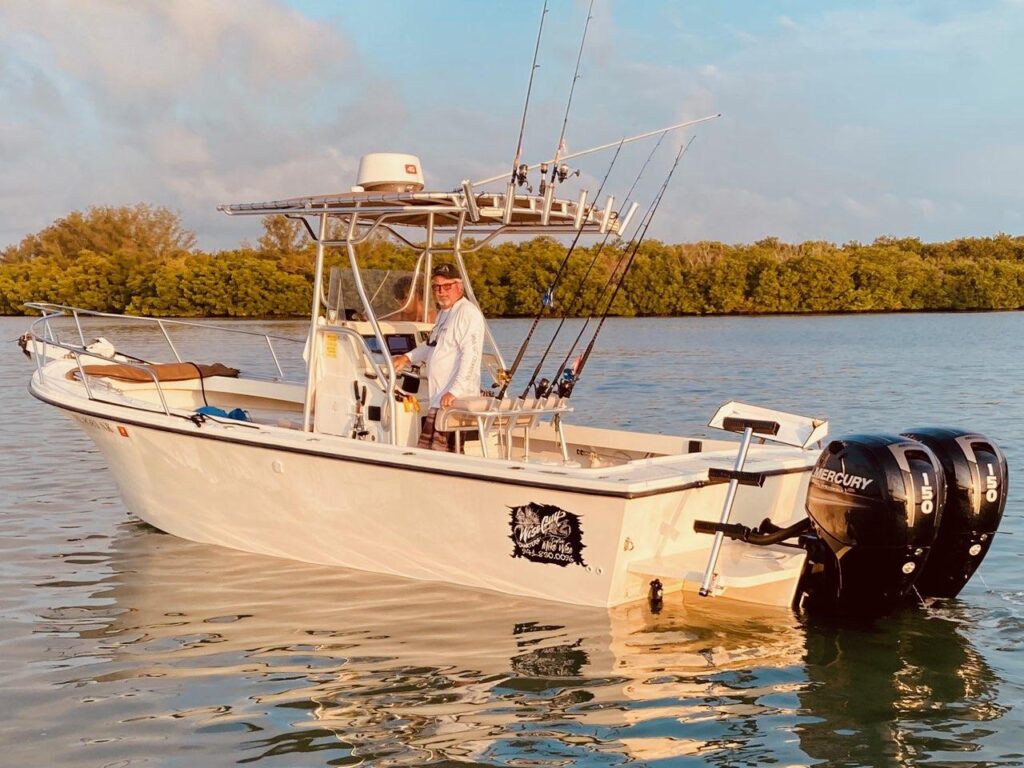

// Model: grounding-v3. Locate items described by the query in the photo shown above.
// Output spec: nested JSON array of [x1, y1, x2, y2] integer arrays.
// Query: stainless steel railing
[[24, 304, 392, 433], [25, 303, 304, 380]]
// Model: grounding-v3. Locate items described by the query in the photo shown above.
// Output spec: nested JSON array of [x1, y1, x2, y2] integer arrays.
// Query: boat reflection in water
[[46, 524, 1003, 766], [797, 607, 1006, 767]]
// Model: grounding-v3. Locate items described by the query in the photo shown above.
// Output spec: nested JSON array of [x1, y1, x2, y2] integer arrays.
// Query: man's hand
[[440, 392, 455, 408], [392, 354, 409, 372]]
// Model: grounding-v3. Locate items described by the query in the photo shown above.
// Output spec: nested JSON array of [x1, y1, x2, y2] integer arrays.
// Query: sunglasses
[[431, 281, 460, 292]]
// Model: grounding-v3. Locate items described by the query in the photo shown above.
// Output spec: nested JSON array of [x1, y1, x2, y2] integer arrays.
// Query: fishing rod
[[560, 136, 695, 398], [536, 130, 671, 395], [497, 141, 624, 400], [495, 1, 602, 400], [474, 114, 720, 188], [543, 0, 595, 196], [508, 0, 549, 190], [516, 138, 625, 400]]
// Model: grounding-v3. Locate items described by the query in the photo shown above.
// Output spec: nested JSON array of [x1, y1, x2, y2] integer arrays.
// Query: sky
[[1, 0, 1022, 252]]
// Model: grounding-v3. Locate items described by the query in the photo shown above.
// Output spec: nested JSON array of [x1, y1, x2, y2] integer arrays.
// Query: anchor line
[[498, 141, 624, 400], [509, 0, 549, 186], [563, 136, 696, 397], [546, 129, 670, 389]]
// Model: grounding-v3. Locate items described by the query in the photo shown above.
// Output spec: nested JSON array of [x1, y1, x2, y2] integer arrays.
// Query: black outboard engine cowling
[[900, 428, 1008, 598], [801, 434, 945, 613]]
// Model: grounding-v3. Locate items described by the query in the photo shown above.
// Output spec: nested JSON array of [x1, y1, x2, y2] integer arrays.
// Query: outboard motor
[[900, 428, 1008, 598], [800, 434, 945, 613]]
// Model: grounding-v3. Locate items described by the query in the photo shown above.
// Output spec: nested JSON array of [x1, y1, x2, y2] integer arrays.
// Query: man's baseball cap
[[431, 263, 461, 280]]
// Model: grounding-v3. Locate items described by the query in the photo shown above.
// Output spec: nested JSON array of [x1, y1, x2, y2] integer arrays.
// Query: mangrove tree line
[[2, 204, 1023, 317]]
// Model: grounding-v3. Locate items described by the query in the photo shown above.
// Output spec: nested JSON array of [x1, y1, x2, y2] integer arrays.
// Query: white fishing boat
[[19, 0, 1008, 613], [20, 146, 1008, 614]]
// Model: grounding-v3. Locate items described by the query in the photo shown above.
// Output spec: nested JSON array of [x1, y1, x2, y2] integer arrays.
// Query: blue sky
[[1, 0, 1021, 250]]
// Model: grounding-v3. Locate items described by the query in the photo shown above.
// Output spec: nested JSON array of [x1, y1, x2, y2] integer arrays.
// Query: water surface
[[2, 313, 1022, 766]]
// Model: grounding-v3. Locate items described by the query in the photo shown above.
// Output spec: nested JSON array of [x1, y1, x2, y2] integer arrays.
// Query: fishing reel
[[515, 163, 532, 192], [537, 162, 580, 195], [555, 162, 578, 183], [556, 367, 576, 398]]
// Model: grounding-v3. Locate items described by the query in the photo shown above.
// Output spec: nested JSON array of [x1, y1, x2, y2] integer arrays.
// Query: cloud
[[1, 0, 1020, 252], [778, 3, 1014, 56], [0, 0, 400, 249]]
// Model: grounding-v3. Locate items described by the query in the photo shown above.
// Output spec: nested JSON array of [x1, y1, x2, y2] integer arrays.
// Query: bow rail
[[24, 302, 305, 383]]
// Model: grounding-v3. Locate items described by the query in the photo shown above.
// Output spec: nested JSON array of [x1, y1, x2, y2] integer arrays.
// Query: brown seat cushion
[[74, 362, 240, 382]]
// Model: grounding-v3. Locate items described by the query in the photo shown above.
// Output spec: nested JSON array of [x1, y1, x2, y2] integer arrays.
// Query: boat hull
[[63, 407, 810, 608]]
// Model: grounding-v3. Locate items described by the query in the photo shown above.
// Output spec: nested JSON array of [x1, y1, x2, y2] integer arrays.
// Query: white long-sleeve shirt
[[406, 296, 485, 408]]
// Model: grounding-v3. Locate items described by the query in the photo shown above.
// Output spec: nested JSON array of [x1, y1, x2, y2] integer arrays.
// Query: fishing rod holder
[[435, 395, 574, 461], [461, 180, 481, 222], [599, 196, 615, 235], [618, 202, 639, 234]]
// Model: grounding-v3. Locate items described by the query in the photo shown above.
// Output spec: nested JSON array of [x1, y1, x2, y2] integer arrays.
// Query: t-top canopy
[[218, 188, 629, 235]]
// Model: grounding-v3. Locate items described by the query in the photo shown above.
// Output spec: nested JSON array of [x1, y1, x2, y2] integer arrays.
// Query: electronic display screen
[[363, 334, 418, 355], [386, 334, 417, 355]]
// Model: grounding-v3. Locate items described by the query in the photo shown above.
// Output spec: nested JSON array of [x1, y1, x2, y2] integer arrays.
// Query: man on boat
[[392, 263, 484, 451]]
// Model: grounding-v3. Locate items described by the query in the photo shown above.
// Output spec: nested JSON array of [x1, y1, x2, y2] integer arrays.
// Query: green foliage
[[126, 251, 310, 317], [2, 205, 1023, 316], [2, 203, 195, 265]]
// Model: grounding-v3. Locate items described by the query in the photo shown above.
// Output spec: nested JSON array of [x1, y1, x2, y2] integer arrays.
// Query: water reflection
[[19, 520, 1006, 767], [7, 312, 1019, 766], [26, 523, 805, 765], [797, 609, 1005, 767]]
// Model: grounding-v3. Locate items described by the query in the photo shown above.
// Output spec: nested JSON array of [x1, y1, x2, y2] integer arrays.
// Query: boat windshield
[[327, 267, 434, 324]]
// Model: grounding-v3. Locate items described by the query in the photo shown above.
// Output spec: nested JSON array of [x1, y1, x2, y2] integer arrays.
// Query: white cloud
[[146, 124, 211, 169], [1, 0, 1020, 251], [730, 28, 758, 45], [0, 0, 396, 249], [910, 198, 937, 218], [841, 195, 873, 220]]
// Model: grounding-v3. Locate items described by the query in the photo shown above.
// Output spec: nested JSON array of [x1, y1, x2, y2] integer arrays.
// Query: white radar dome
[[355, 153, 425, 193]]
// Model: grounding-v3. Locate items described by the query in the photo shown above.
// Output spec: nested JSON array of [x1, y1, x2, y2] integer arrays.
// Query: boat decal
[[71, 413, 116, 433], [510, 633, 588, 677], [510, 503, 586, 567]]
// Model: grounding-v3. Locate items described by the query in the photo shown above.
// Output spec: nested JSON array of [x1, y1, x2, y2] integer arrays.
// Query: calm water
[[2, 312, 1022, 767]]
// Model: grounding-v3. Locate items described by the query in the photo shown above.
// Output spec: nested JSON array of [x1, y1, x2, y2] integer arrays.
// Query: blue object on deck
[[195, 406, 251, 422]]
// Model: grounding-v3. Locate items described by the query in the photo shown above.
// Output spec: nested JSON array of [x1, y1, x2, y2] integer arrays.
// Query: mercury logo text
[[812, 468, 875, 490]]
